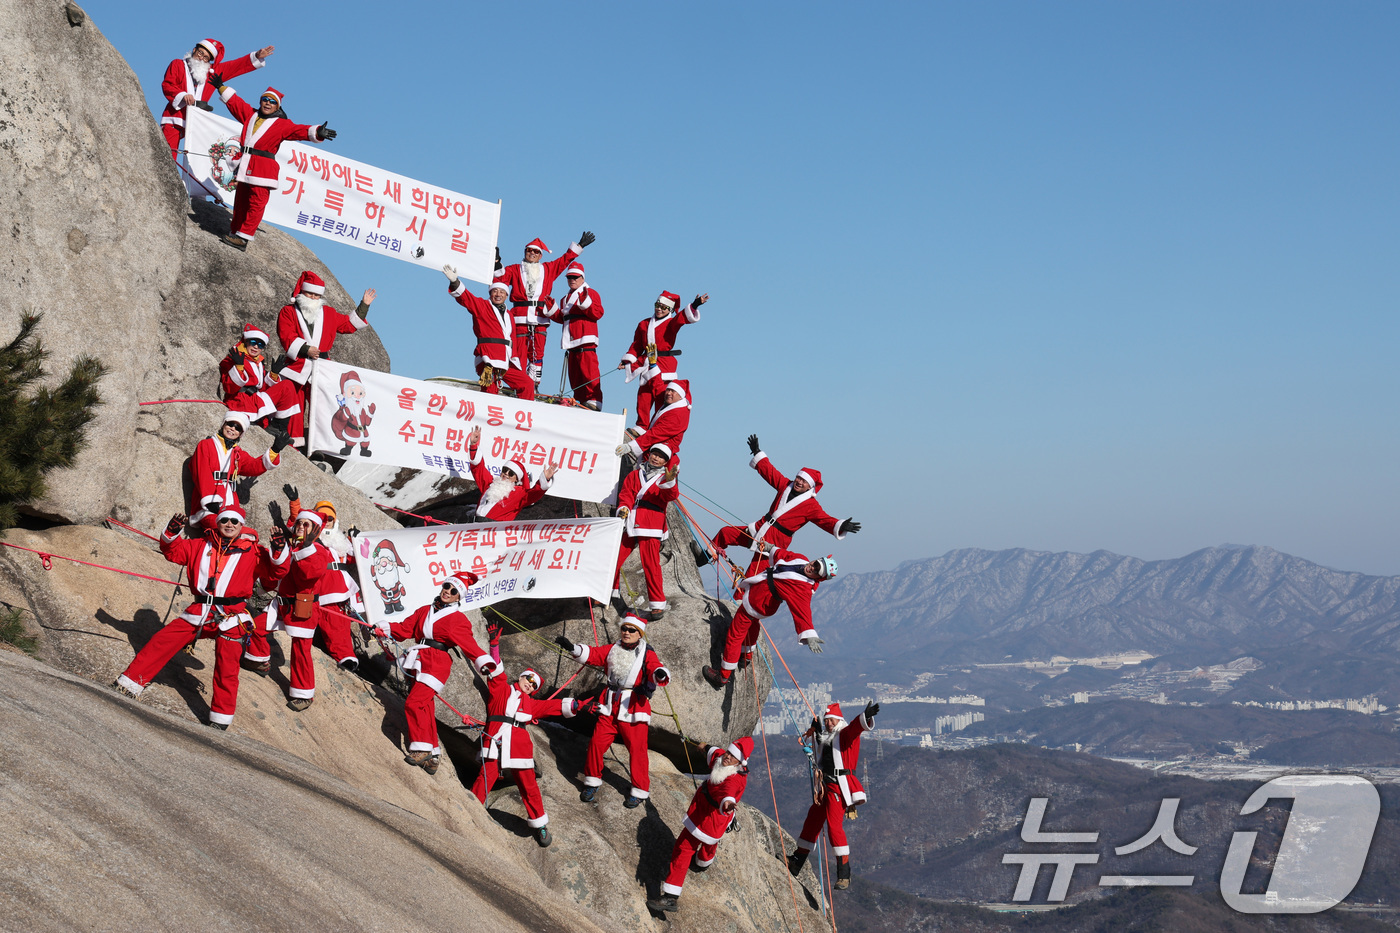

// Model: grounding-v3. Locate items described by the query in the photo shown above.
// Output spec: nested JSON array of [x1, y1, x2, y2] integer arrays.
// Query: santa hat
[[518, 668, 542, 690], [666, 379, 691, 406], [215, 502, 246, 524], [564, 261, 585, 278], [194, 39, 224, 64], [795, 467, 823, 493], [261, 86, 285, 106], [295, 508, 325, 529], [292, 270, 325, 297], [822, 702, 847, 728], [655, 291, 679, 310], [502, 458, 530, 483], [222, 410, 251, 431], [240, 323, 269, 345], [488, 280, 510, 292], [620, 611, 648, 634], [372, 539, 407, 567], [524, 238, 550, 254], [707, 735, 754, 768], [339, 370, 364, 394], [644, 442, 672, 462], [445, 570, 480, 596]]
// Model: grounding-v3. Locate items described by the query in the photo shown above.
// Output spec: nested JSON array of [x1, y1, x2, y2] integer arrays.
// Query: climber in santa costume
[[466, 426, 558, 522], [646, 737, 753, 915], [546, 262, 605, 409], [112, 504, 286, 730], [159, 38, 273, 159], [186, 409, 288, 531], [612, 444, 680, 619], [703, 546, 836, 689], [555, 612, 671, 807], [212, 83, 338, 251], [374, 572, 496, 775], [619, 291, 707, 430], [493, 232, 595, 386], [785, 701, 880, 890], [274, 271, 374, 448], [618, 377, 692, 461], [471, 667, 580, 847], [708, 434, 860, 573], [219, 323, 304, 437], [284, 488, 364, 616], [441, 267, 535, 400]]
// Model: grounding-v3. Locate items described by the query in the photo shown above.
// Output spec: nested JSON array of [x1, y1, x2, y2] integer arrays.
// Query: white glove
[[441, 264, 458, 282], [615, 444, 630, 458], [802, 636, 825, 654]]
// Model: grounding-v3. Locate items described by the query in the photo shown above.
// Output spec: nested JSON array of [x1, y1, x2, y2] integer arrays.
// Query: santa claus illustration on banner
[[369, 538, 410, 614], [332, 369, 375, 456]]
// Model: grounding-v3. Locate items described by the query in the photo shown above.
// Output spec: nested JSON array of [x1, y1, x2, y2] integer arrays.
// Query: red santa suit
[[467, 447, 552, 522], [661, 738, 752, 898], [275, 272, 370, 447], [218, 85, 327, 241], [329, 369, 376, 456], [220, 323, 305, 438], [797, 703, 873, 860], [449, 280, 535, 400], [567, 615, 670, 799], [547, 263, 604, 407], [382, 578, 495, 758], [613, 447, 680, 613], [115, 505, 286, 726], [624, 377, 692, 460], [713, 454, 852, 573], [186, 412, 280, 530], [718, 548, 825, 679], [495, 237, 584, 381], [159, 39, 265, 157], [471, 669, 579, 829], [622, 292, 701, 429]]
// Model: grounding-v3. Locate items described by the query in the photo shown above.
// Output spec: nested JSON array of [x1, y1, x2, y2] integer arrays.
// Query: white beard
[[374, 563, 400, 588], [296, 293, 323, 327], [709, 761, 740, 784], [606, 642, 642, 686], [342, 397, 365, 419], [479, 476, 516, 512], [320, 525, 352, 559], [186, 56, 210, 83], [522, 261, 542, 298], [817, 729, 838, 747]]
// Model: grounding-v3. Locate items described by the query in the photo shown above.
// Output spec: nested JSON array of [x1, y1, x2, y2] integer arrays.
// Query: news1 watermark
[[1002, 774, 1381, 913]]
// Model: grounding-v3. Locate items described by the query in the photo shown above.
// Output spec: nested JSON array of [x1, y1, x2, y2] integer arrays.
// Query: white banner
[[183, 108, 499, 283], [353, 518, 624, 627], [307, 360, 625, 504]]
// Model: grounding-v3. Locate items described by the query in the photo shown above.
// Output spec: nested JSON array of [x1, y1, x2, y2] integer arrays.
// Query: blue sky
[[91, 2, 1400, 575]]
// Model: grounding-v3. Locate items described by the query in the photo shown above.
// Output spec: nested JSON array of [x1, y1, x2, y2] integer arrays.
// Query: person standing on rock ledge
[[159, 38, 273, 159], [616, 377, 692, 462], [187, 409, 289, 532], [785, 701, 880, 891], [646, 737, 753, 915], [619, 291, 707, 431], [610, 444, 681, 620], [219, 323, 304, 437], [546, 262, 606, 410], [493, 233, 596, 388], [112, 504, 286, 731], [275, 271, 374, 449], [442, 269, 536, 400], [210, 82, 337, 251]]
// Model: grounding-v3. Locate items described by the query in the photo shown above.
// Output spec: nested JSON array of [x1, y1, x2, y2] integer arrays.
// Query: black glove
[[209, 73, 224, 90], [494, 246, 502, 270], [810, 716, 821, 735], [236, 385, 257, 396], [841, 519, 862, 535], [864, 701, 880, 721], [554, 635, 575, 653], [283, 484, 299, 501], [269, 430, 292, 453], [640, 682, 656, 699], [347, 525, 359, 539], [270, 526, 288, 550], [318, 122, 337, 141], [194, 100, 214, 112], [747, 434, 760, 455], [166, 513, 186, 536], [578, 230, 596, 248]]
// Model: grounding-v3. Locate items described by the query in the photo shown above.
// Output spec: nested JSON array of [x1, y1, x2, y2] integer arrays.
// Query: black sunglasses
[[620, 625, 642, 635]]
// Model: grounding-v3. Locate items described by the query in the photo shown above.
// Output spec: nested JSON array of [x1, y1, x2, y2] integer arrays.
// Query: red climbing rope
[[104, 518, 159, 542], [0, 541, 182, 587], [375, 503, 450, 525]]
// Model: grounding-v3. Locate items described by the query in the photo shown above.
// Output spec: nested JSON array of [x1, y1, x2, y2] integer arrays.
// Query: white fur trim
[[682, 816, 723, 846], [350, 313, 369, 331], [662, 882, 685, 896], [631, 787, 650, 799], [683, 302, 701, 324], [285, 624, 316, 639], [242, 649, 271, 663], [832, 845, 851, 856], [116, 674, 145, 695], [208, 710, 235, 726], [408, 740, 435, 752], [834, 518, 851, 541], [415, 671, 446, 693], [796, 838, 815, 851], [526, 813, 550, 829], [583, 775, 603, 787], [288, 686, 315, 699], [693, 853, 716, 868]]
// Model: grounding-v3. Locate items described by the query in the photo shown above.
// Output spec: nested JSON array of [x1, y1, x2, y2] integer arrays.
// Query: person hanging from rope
[[242, 505, 357, 709], [546, 262, 605, 410], [619, 291, 707, 431], [211, 83, 338, 251], [274, 271, 374, 449], [219, 323, 305, 438], [159, 38, 273, 160], [611, 444, 680, 620], [471, 666, 581, 848], [646, 736, 753, 915], [785, 701, 880, 890], [112, 504, 287, 730], [703, 545, 836, 689], [555, 611, 671, 808], [186, 409, 289, 532], [705, 434, 861, 571], [494, 232, 596, 387], [616, 377, 692, 462], [372, 571, 496, 775], [442, 268, 536, 400]]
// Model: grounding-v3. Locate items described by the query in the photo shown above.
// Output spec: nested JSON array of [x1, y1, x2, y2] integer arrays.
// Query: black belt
[[487, 715, 517, 725], [479, 337, 510, 345], [511, 300, 543, 308], [656, 349, 681, 357], [829, 768, 852, 776], [638, 501, 667, 512], [758, 513, 795, 537], [421, 639, 450, 651], [195, 593, 242, 606], [241, 145, 276, 159], [328, 561, 352, 572], [211, 471, 234, 482], [564, 314, 593, 323], [766, 567, 780, 601]]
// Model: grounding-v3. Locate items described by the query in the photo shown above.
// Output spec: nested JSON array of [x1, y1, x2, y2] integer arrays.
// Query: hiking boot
[[207, 720, 229, 731], [220, 233, 248, 251], [248, 658, 271, 676], [110, 679, 139, 699], [579, 786, 597, 803], [646, 894, 678, 914], [689, 538, 711, 567], [786, 848, 809, 876], [737, 653, 752, 671], [405, 750, 435, 771], [422, 755, 440, 775], [534, 827, 552, 848], [338, 657, 359, 673], [835, 856, 851, 889], [286, 697, 313, 712], [648, 608, 666, 623], [624, 794, 643, 809], [702, 666, 728, 690], [690, 855, 710, 873]]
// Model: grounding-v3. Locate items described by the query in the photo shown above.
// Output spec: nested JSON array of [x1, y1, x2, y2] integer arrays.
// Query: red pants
[[472, 761, 549, 828], [244, 604, 354, 698], [798, 782, 850, 856], [230, 182, 271, 240], [634, 377, 658, 430], [404, 678, 441, 754], [225, 378, 304, 443], [712, 526, 769, 576], [584, 714, 651, 797], [662, 828, 719, 896], [116, 617, 246, 726], [476, 359, 535, 401], [512, 322, 547, 375], [565, 347, 601, 406], [719, 608, 764, 676], [614, 534, 665, 611], [161, 122, 183, 158]]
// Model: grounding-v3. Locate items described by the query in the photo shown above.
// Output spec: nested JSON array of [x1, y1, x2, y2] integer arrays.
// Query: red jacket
[[187, 434, 278, 523], [568, 640, 670, 724], [386, 602, 493, 694], [495, 244, 583, 326], [479, 674, 578, 769], [742, 451, 849, 550], [220, 87, 323, 188], [625, 376, 691, 459], [449, 281, 516, 370], [817, 710, 874, 807], [160, 526, 285, 631], [159, 48, 263, 130], [617, 463, 679, 540], [548, 284, 604, 349], [276, 301, 368, 385], [218, 346, 283, 399], [737, 548, 822, 639], [621, 301, 701, 381], [683, 765, 748, 845], [467, 444, 552, 522]]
